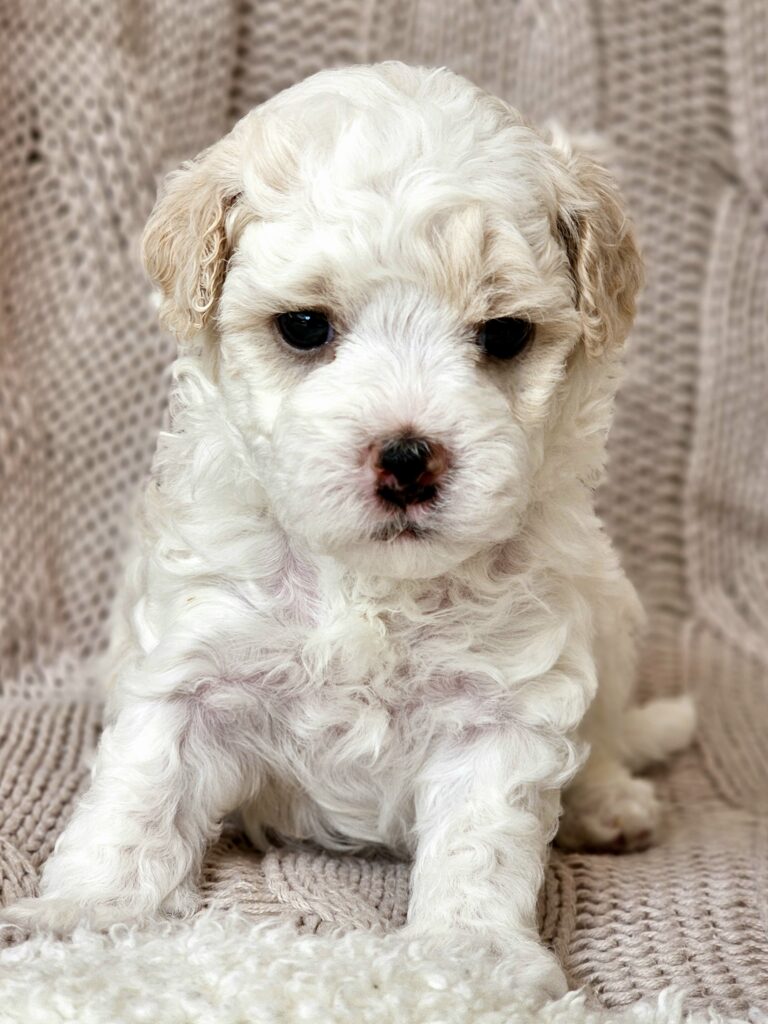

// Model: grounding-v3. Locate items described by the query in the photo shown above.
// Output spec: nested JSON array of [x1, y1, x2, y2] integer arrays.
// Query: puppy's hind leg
[[620, 694, 696, 772], [1, 695, 252, 935], [557, 582, 695, 853], [557, 750, 662, 852], [557, 696, 695, 852]]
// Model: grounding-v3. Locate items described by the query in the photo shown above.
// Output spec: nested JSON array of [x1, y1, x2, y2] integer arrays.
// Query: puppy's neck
[[290, 533, 526, 619]]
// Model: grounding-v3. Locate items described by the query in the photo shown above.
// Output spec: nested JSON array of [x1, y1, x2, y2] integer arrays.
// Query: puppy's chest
[[281, 605, 520, 744]]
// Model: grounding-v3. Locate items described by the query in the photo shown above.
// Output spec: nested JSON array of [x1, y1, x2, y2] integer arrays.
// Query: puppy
[[4, 63, 695, 999]]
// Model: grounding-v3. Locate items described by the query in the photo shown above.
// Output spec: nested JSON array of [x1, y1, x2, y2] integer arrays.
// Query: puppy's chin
[[319, 531, 483, 581], [273, 489, 528, 582]]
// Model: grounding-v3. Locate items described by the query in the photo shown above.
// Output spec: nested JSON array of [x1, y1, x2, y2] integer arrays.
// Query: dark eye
[[276, 310, 334, 350], [478, 317, 534, 360]]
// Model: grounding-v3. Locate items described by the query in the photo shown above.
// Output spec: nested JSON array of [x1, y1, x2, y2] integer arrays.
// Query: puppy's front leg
[[2, 697, 248, 935], [408, 730, 570, 1000]]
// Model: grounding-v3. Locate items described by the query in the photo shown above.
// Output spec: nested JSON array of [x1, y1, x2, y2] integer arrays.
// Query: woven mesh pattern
[[0, 0, 766, 1014]]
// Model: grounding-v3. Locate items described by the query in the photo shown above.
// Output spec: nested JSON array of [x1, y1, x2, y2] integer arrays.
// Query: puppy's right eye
[[276, 310, 334, 351]]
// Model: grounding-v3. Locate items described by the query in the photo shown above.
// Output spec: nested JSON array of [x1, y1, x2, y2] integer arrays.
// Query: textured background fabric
[[0, 0, 766, 1015]]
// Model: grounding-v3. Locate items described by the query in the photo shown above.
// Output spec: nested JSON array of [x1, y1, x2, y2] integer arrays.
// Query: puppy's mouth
[[370, 515, 434, 543]]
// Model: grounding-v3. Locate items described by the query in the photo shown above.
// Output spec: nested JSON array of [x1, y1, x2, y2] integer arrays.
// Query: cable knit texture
[[0, 0, 766, 1018]]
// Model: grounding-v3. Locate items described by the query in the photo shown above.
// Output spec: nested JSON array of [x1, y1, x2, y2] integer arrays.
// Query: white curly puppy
[[5, 63, 695, 998]]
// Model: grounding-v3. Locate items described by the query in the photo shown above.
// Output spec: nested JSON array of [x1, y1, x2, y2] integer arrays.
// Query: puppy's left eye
[[276, 310, 334, 350], [478, 317, 534, 360]]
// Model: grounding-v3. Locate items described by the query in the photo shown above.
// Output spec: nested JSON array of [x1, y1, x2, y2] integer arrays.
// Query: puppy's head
[[143, 63, 642, 579]]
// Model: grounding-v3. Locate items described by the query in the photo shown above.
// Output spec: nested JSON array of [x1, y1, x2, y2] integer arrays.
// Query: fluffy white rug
[[0, 913, 748, 1024]]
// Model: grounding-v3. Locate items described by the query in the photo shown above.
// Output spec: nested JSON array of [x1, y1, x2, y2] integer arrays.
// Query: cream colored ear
[[142, 130, 244, 339], [552, 133, 644, 356]]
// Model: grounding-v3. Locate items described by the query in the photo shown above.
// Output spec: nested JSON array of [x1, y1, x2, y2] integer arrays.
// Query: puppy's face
[[144, 64, 642, 579]]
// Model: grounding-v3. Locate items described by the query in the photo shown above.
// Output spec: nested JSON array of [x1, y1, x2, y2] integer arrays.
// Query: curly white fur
[[2, 63, 695, 1001], [0, 913, 742, 1024]]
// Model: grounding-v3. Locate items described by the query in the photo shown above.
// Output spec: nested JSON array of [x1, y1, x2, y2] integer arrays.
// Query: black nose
[[375, 437, 448, 509], [379, 438, 431, 486]]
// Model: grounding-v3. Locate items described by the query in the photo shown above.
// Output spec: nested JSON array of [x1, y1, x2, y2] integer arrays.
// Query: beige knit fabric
[[1, 0, 767, 1016]]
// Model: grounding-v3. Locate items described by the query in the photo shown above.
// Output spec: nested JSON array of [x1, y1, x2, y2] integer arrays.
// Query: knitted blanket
[[1, 1, 766, 1018]]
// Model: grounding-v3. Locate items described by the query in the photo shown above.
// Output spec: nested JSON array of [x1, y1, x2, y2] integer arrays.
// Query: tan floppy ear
[[552, 135, 644, 356], [142, 129, 244, 339]]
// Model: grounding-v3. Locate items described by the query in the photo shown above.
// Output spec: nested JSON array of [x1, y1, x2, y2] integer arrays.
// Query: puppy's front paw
[[0, 890, 188, 939], [1, 896, 89, 938], [495, 939, 568, 1003], [402, 927, 567, 1004], [557, 774, 660, 852]]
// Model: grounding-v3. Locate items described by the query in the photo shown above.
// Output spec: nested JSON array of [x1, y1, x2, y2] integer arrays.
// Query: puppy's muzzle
[[373, 436, 448, 510]]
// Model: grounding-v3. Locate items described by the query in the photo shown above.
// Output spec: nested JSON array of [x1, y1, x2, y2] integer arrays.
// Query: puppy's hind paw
[[557, 774, 661, 852]]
